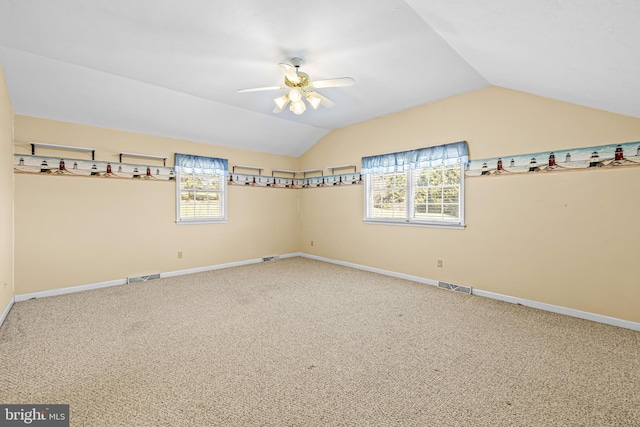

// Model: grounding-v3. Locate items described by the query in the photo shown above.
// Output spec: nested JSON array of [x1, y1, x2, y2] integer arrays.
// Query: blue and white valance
[[361, 141, 468, 174], [175, 153, 228, 175]]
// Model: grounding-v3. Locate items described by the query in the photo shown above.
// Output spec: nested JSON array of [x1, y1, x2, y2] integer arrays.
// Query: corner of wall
[[0, 62, 16, 325]]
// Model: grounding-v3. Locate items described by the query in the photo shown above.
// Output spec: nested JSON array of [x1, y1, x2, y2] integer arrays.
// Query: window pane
[[429, 168, 443, 186], [416, 170, 429, 186], [392, 173, 407, 187], [371, 205, 385, 217], [372, 174, 388, 189], [180, 191, 194, 203], [208, 202, 221, 216], [180, 191, 195, 217], [413, 203, 427, 219], [427, 188, 442, 203], [193, 174, 206, 190], [443, 204, 459, 220], [443, 187, 459, 204], [372, 202, 405, 219], [195, 191, 208, 203], [180, 175, 193, 189], [444, 167, 460, 185], [180, 206, 193, 218], [373, 191, 384, 205], [427, 204, 443, 218], [369, 171, 408, 220]]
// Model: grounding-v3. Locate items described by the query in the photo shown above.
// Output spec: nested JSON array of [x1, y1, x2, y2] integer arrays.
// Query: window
[[175, 153, 228, 223], [362, 141, 468, 228]]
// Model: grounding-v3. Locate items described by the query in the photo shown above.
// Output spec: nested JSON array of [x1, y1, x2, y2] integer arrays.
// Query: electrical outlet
[[178, 251, 183, 259], [311, 240, 314, 246], [437, 260, 443, 268]]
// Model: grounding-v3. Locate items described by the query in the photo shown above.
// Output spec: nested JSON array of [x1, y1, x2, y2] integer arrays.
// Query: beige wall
[[299, 86, 640, 323], [13, 116, 300, 293], [0, 65, 14, 312]]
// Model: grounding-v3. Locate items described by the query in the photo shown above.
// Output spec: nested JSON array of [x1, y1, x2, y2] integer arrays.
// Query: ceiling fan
[[237, 58, 355, 115]]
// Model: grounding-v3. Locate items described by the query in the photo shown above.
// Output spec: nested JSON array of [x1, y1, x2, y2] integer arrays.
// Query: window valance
[[361, 141, 468, 174], [175, 153, 228, 175]]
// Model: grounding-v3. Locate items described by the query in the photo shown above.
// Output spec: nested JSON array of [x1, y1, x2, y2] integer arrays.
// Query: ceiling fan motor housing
[[290, 57, 304, 68], [285, 72, 310, 89]]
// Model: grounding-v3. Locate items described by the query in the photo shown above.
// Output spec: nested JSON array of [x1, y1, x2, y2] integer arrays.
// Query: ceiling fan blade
[[278, 62, 300, 83], [309, 77, 355, 89], [237, 86, 284, 94], [308, 91, 335, 108]]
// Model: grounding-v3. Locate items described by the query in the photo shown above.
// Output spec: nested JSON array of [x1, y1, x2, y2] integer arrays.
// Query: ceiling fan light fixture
[[306, 93, 322, 109], [290, 100, 306, 115], [274, 94, 289, 109], [288, 88, 302, 102]]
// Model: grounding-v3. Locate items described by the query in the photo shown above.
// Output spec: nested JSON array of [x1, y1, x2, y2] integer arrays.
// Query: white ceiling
[[0, 0, 638, 157]]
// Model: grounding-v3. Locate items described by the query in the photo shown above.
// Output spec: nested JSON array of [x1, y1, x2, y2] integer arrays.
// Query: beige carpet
[[1, 257, 639, 426]]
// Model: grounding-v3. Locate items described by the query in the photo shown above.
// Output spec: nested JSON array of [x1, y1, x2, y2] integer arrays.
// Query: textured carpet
[[1, 257, 639, 426]]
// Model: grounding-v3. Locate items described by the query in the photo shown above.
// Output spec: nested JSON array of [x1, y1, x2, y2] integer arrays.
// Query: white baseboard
[[300, 253, 440, 287], [1, 296, 15, 328], [471, 289, 640, 332], [161, 257, 264, 278], [299, 253, 640, 332], [14, 278, 128, 302], [12, 253, 302, 302], [161, 252, 300, 278]]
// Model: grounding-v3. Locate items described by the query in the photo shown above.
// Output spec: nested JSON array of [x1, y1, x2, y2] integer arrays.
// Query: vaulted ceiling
[[0, 0, 638, 157]]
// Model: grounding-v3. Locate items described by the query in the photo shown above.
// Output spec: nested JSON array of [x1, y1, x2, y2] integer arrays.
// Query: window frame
[[175, 155, 228, 225], [362, 141, 468, 229]]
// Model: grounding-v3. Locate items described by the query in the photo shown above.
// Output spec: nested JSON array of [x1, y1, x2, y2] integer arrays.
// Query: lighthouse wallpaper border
[[13, 154, 176, 181], [465, 141, 640, 177]]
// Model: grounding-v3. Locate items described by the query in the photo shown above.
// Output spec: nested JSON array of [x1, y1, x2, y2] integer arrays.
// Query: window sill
[[363, 219, 465, 230], [176, 219, 228, 225]]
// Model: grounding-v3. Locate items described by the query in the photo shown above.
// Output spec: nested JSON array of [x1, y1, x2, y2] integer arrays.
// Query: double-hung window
[[362, 141, 468, 228], [175, 153, 228, 223]]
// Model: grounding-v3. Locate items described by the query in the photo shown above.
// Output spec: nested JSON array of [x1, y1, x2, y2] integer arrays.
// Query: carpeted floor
[[1, 257, 639, 426]]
